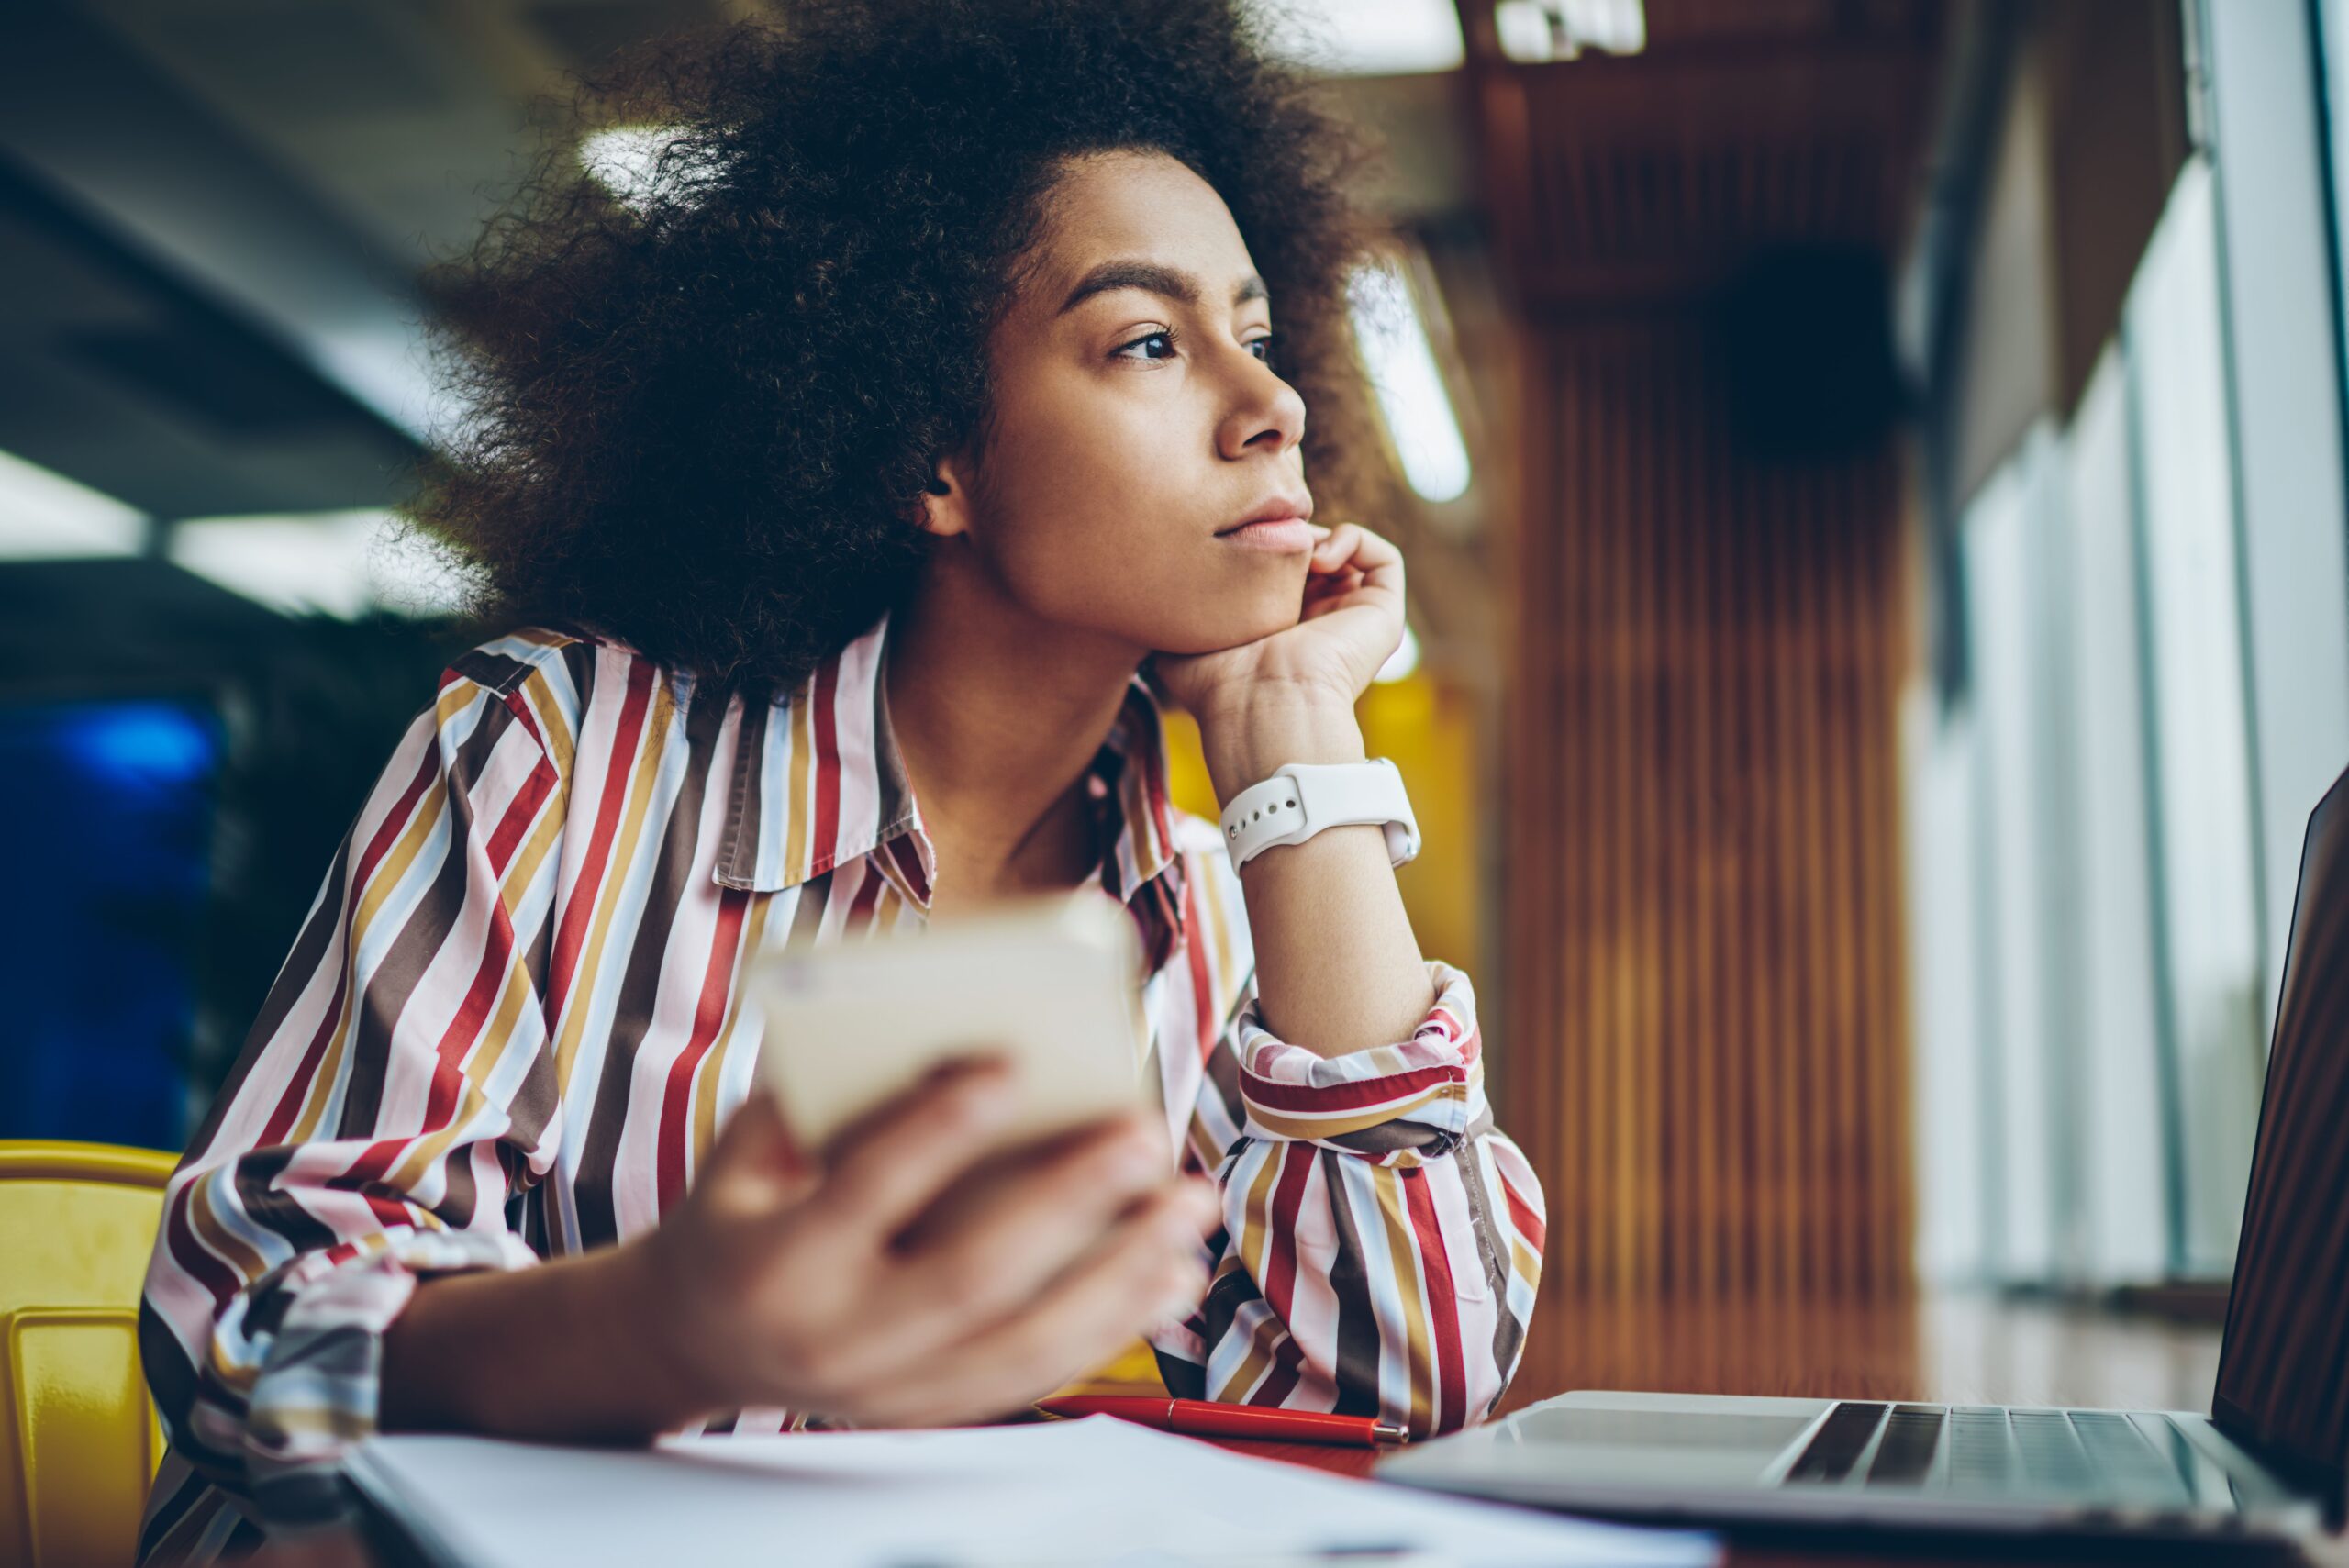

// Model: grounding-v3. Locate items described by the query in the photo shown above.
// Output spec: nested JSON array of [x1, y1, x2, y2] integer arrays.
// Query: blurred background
[[4, 0, 2343, 1407]]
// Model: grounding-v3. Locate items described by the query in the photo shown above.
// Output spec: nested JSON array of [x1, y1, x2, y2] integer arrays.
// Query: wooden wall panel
[[1456, 2, 1938, 1406], [1497, 316, 1916, 1381]]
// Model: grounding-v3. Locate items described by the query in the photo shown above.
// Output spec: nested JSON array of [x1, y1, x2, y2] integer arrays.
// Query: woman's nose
[[1219, 357, 1307, 461]]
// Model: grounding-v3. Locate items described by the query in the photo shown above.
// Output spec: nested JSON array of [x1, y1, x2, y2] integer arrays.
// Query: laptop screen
[[2211, 764, 2349, 1506]]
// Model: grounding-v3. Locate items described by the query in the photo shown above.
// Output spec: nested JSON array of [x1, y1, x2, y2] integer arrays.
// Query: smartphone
[[747, 892, 1151, 1161]]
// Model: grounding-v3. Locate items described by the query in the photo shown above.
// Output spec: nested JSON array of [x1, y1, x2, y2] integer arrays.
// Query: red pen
[[1034, 1395, 1408, 1447]]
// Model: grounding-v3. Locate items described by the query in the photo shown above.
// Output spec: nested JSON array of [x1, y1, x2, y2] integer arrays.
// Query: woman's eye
[[1108, 328, 1274, 366], [1113, 330, 1179, 362]]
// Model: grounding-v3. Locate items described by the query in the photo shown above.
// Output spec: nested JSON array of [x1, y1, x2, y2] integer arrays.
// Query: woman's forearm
[[378, 1240, 707, 1442], [1198, 689, 1434, 1055]]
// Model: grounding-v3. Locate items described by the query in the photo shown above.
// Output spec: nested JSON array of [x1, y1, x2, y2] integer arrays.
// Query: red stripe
[[324, 1154, 384, 1202], [163, 1183, 243, 1309], [499, 687, 549, 754], [1142, 720, 1176, 861], [1428, 1021, 1481, 1069], [484, 750, 558, 873], [1251, 1145, 1316, 1410], [655, 887, 751, 1208], [1182, 872, 1215, 1061], [311, 1178, 413, 1232], [1240, 1062, 1464, 1115], [312, 1165, 417, 1230], [547, 658, 655, 1017], [1402, 1168, 1467, 1434], [357, 739, 445, 900], [888, 834, 930, 906], [259, 962, 350, 1148], [348, 716, 552, 1183], [1255, 1330, 1305, 1408], [255, 737, 441, 1146], [1498, 1171, 1546, 1256], [846, 862, 885, 930], [1262, 1143, 1313, 1324], [808, 658, 841, 873], [371, 849, 529, 1165]]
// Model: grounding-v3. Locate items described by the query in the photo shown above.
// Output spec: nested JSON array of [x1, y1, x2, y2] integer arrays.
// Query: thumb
[[698, 1089, 817, 1216]]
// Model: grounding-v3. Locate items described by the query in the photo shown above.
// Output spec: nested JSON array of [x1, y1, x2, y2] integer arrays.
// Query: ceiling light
[[0, 448, 147, 560], [167, 510, 468, 619], [1495, 0, 1647, 63], [1253, 0, 1465, 75], [1348, 256, 1473, 504]]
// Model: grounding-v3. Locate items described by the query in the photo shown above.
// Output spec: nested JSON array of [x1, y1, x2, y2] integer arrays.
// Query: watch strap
[[1219, 758, 1420, 871]]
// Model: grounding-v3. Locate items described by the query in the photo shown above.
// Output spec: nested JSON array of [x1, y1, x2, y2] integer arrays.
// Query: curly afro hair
[[403, 0, 1388, 697]]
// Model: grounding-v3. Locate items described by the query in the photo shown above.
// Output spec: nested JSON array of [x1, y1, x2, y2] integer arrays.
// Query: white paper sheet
[[346, 1415, 1718, 1568]]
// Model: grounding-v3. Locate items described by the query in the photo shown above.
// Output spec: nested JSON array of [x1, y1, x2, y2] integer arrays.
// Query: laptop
[[1379, 764, 2349, 1544]]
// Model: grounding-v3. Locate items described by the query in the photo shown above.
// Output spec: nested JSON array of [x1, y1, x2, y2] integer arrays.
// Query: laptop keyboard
[[1782, 1402, 2197, 1501]]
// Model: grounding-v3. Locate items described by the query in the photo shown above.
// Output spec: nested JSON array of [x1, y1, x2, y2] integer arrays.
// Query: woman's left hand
[[1154, 522, 1407, 720]]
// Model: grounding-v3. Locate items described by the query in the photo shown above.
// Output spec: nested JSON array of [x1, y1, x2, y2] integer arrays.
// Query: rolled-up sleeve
[[1151, 955, 1547, 1439], [138, 664, 566, 1517]]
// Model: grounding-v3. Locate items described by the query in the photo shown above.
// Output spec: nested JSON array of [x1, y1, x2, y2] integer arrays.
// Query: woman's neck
[[883, 560, 1145, 910]]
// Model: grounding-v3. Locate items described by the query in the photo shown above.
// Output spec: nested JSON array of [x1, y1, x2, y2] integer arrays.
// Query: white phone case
[[747, 892, 1150, 1159]]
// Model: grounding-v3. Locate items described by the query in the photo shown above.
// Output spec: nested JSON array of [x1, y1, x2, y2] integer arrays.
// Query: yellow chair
[[0, 1140, 176, 1568]]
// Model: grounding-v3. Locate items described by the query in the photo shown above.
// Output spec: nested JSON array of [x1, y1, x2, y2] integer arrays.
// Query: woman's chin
[[1153, 600, 1302, 659]]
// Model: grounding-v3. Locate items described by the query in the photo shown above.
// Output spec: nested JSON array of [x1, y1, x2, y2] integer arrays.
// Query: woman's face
[[928, 149, 1316, 657]]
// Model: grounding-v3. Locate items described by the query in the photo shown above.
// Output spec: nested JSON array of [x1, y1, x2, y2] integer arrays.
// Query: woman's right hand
[[623, 1060, 1219, 1429]]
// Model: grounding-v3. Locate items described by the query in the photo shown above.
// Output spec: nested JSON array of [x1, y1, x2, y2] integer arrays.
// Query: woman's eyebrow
[[1056, 260, 1268, 316]]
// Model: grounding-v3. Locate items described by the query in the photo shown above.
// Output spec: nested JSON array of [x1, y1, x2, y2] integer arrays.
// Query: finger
[[1323, 525, 1402, 595], [1310, 520, 1389, 563], [878, 1107, 1184, 1342], [849, 1184, 1214, 1428], [1300, 566, 1374, 618], [1310, 519, 1396, 568], [916, 1185, 1214, 1421], [1309, 542, 1400, 617], [822, 1121, 1184, 1389], [814, 1058, 1019, 1240], [699, 1089, 819, 1217], [1308, 521, 1359, 571], [1347, 523, 1402, 565]]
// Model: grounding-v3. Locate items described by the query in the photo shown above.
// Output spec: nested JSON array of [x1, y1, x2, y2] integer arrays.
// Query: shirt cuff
[[220, 1227, 538, 1518], [1232, 959, 1485, 1163]]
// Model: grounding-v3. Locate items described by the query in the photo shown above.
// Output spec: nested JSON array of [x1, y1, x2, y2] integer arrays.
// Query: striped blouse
[[136, 607, 1546, 1562]]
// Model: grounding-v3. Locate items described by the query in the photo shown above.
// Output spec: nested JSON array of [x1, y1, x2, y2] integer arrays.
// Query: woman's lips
[[1217, 517, 1316, 553]]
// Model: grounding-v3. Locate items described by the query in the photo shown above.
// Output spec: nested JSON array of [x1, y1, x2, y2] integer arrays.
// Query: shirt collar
[[714, 608, 1186, 945]]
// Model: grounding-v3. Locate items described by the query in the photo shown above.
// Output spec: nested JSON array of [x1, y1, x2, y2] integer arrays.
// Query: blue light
[[58, 703, 217, 786]]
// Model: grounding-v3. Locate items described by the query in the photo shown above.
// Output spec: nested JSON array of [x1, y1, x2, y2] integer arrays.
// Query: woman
[[137, 1, 1545, 1558]]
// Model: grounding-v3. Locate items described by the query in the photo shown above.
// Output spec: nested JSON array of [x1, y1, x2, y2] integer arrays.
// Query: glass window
[[1959, 445, 2059, 1281], [2123, 157, 2266, 1276], [2060, 348, 2170, 1284]]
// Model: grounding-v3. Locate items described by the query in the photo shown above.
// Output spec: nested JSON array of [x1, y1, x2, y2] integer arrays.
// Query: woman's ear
[[915, 451, 975, 539]]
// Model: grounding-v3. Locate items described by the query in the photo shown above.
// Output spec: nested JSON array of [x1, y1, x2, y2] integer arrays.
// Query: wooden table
[[266, 1292, 2346, 1567]]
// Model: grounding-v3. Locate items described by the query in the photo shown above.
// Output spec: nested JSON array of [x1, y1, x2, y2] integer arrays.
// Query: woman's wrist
[[380, 1237, 714, 1442], [1195, 681, 1366, 805], [603, 1226, 731, 1430]]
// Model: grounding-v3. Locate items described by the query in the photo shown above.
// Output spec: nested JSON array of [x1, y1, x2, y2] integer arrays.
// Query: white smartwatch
[[1218, 758, 1421, 871]]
